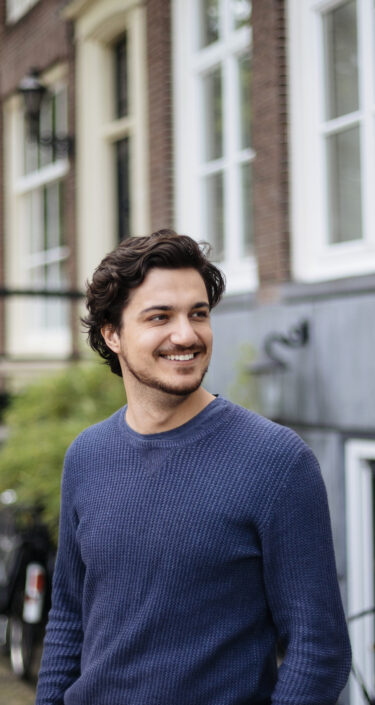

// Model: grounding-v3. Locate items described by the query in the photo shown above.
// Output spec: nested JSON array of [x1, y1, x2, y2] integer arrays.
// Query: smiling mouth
[[159, 351, 201, 362], [164, 353, 195, 361]]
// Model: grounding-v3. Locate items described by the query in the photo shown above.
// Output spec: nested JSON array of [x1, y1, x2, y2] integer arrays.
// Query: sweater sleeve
[[35, 451, 85, 705], [262, 447, 351, 705]]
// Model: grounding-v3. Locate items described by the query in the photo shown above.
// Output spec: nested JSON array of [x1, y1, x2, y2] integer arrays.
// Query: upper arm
[[261, 448, 351, 704]]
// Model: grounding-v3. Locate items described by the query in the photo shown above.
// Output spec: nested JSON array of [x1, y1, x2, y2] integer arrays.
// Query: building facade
[[1, 0, 374, 701]]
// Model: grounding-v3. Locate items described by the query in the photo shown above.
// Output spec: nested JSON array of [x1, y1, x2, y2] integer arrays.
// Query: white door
[[346, 440, 375, 704]]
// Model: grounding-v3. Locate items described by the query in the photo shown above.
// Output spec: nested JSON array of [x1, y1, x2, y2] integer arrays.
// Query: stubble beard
[[120, 350, 210, 397]]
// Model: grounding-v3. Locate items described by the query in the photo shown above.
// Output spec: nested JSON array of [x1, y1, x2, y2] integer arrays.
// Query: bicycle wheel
[[8, 592, 36, 679]]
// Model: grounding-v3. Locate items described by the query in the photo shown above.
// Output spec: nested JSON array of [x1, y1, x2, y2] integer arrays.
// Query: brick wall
[[252, 0, 290, 295], [146, 0, 174, 232], [0, 0, 70, 98]]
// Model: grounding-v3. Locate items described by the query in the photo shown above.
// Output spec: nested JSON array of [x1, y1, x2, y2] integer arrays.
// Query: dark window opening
[[115, 33, 128, 118], [116, 137, 130, 242]]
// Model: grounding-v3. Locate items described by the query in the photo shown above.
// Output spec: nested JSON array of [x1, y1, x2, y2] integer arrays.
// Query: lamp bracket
[[250, 320, 309, 375], [37, 134, 75, 157], [18, 69, 74, 158], [264, 320, 309, 365]]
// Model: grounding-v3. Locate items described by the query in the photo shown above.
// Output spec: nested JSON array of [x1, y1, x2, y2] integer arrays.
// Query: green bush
[[228, 343, 261, 413], [0, 362, 126, 541]]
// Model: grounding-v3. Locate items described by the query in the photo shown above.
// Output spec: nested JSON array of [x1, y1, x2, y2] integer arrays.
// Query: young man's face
[[103, 267, 213, 397]]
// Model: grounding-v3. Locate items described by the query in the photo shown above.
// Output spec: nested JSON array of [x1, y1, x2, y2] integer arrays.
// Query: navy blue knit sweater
[[36, 396, 351, 705]]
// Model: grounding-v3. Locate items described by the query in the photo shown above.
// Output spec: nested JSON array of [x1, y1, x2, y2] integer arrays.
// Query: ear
[[101, 324, 121, 354]]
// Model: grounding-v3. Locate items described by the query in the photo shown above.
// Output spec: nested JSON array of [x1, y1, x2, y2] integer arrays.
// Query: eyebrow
[[140, 301, 210, 315]]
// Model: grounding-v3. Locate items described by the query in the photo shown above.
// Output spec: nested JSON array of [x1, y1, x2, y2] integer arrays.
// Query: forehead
[[127, 267, 209, 310]]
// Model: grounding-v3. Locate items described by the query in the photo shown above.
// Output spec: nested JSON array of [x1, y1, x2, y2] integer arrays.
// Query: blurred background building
[[0, 0, 374, 701]]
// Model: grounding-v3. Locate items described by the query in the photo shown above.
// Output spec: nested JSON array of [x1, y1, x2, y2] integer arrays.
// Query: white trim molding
[[3, 74, 72, 358], [345, 439, 375, 705], [173, 0, 257, 294], [288, 0, 375, 282], [74, 0, 150, 287], [6, 0, 39, 24]]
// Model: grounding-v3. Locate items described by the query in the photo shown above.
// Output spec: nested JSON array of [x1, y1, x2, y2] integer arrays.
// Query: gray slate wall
[[206, 282, 375, 618]]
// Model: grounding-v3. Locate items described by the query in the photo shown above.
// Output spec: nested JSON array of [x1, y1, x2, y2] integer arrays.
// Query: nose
[[169, 315, 199, 348]]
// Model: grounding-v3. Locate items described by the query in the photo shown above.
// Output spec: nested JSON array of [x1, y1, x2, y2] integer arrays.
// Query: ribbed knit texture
[[35, 396, 351, 705]]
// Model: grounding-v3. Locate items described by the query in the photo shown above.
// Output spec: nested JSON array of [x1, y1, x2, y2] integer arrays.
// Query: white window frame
[[3, 65, 72, 357], [173, 0, 257, 294], [345, 439, 375, 705], [288, 0, 375, 282], [66, 0, 150, 287], [6, 0, 39, 24]]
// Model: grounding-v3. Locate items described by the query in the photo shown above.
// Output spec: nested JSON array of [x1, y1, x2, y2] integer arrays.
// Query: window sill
[[292, 240, 375, 285], [218, 256, 258, 296], [7, 330, 72, 358], [282, 271, 375, 303]]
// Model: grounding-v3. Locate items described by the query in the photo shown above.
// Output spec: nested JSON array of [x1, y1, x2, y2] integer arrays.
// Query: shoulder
[[64, 406, 125, 467], [212, 400, 320, 526], [220, 398, 308, 467]]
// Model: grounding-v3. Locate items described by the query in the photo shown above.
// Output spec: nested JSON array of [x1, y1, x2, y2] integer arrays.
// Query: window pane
[[59, 181, 65, 247], [45, 182, 60, 249], [231, 0, 252, 29], [324, 0, 359, 119], [116, 138, 131, 242], [26, 179, 68, 330], [24, 115, 38, 175], [203, 69, 223, 161], [114, 33, 128, 118], [241, 162, 253, 255], [55, 88, 68, 138], [45, 262, 68, 329], [39, 94, 53, 167], [29, 267, 44, 330], [24, 88, 67, 173], [238, 53, 252, 149], [29, 190, 43, 254], [199, 0, 220, 47], [326, 125, 362, 243], [205, 172, 224, 261]]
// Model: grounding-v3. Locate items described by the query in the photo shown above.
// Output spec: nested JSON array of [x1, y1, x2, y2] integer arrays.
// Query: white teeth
[[164, 354, 195, 361]]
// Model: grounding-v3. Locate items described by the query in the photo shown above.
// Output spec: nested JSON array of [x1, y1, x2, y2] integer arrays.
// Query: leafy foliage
[[228, 343, 261, 413], [0, 363, 126, 541]]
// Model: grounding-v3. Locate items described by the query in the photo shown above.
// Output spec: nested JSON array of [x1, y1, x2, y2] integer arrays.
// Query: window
[[6, 0, 39, 24], [116, 136, 130, 243], [346, 440, 375, 705], [323, 1, 362, 244], [289, 0, 375, 281], [3, 72, 71, 357], [174, 0, 256, 293], [20, 87, 69, 344], [112, 33, 131, 242], [68, 0, 149, 285]]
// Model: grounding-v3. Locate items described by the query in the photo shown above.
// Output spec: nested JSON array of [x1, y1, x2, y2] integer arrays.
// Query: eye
[[149, 314, 168, 322], [191, 310, 209, 319]]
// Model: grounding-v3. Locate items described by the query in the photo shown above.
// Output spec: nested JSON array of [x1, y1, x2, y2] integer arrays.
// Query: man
[[36, 230, 351, 705]]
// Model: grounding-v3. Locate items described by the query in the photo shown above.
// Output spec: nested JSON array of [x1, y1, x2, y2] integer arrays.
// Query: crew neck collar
[[118, 395, 228, 447]]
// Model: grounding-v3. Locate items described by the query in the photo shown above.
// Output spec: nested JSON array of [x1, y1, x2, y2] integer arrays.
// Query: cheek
[[204, 325, 213, 347], [131, 329, 167, 354]]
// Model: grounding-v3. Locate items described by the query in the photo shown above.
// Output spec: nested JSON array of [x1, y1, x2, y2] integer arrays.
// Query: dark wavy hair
[[82, 229, 226, 377]]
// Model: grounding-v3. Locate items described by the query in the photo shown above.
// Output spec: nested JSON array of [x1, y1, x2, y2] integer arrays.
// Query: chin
[[124, 357, 209, 396], [155, 379, 204, 397]]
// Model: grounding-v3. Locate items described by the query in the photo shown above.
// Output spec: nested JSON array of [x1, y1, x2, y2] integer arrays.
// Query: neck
[[124, 385, 215, 434]]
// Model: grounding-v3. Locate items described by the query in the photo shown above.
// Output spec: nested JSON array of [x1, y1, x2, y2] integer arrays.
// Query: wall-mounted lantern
[[249, 320, 309, 419], [18, 68, 74, 157]]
